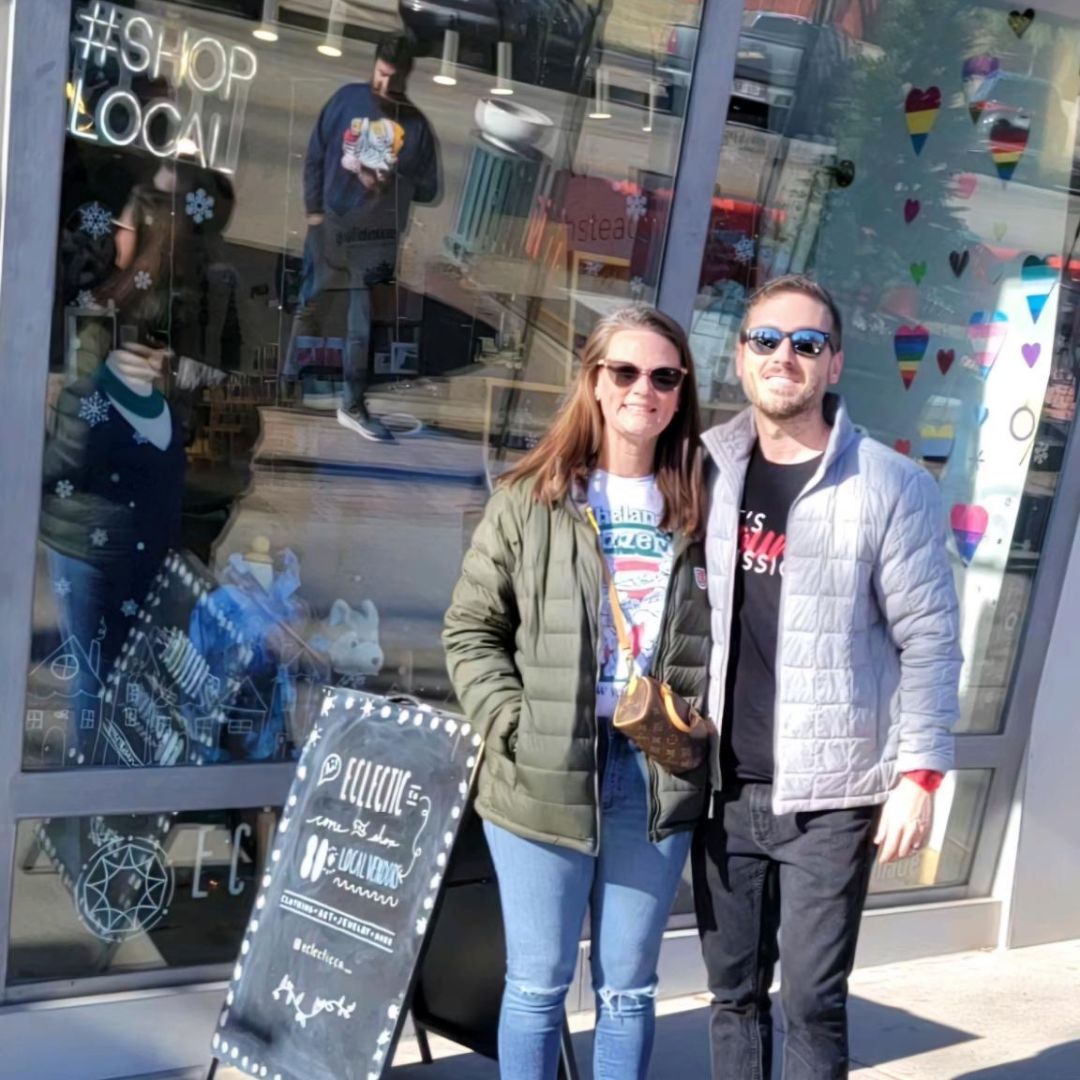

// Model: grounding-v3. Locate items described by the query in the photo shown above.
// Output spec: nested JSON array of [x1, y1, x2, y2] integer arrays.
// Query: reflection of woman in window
[[444, 307, 711, 1080]]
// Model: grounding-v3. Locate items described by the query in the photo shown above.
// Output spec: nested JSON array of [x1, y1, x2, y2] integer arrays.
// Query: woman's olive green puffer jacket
[[443, 477, 712, 855]]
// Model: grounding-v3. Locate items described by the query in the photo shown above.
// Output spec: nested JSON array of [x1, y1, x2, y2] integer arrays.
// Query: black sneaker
[[336, 403, 395, 442]]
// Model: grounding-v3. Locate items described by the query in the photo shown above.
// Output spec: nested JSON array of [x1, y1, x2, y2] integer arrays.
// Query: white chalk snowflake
[[582, 260, 603, 276], [54, 577, 72, 598], [733, 236, 756, 264], [78, 392, 110, 427], [625, 193, 647, 221], [1033, 441, 1050, 465], [185, 188, 215, 224], [75, 289, 99, 309], [55, 479, 74, 499], [133, 270, 152, 291], [121, 599, 138, 617], [79, 201, 112, 239], [89, 528, 109, 548]]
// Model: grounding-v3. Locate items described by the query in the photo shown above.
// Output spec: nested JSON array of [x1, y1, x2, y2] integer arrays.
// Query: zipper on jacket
[[570, 496, 604, 855]]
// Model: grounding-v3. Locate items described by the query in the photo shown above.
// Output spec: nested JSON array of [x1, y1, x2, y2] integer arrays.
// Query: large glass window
[[26, 0, 702, 770], [690, 1, 1080, 891], [8, 807, 277, 984]]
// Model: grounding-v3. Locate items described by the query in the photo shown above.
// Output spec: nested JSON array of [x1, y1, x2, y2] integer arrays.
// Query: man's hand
[[875, 775, 933, 864]]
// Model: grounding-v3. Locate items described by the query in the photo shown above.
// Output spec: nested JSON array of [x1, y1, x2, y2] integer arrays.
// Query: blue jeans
[[483, 730, 692, 1080]]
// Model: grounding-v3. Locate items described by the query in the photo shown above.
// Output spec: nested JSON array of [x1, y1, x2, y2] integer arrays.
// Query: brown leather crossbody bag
[[586, 507, 711, 774]]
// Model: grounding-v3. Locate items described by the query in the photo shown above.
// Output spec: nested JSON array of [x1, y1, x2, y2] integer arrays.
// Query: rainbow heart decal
[[905, 86, 941, 155], [1021, 255, 1056, 322], [1008, 7, 1034, 37], [966, 311, 1008, 379], [920, 422, 954, 464], [1022, 343, 1041, 368], [961, 54, 999, 123], [910, 261, 927, 284], [894, 325, 929, 389], [989, 114, 1030, 182], [951, 503, 989, 565]]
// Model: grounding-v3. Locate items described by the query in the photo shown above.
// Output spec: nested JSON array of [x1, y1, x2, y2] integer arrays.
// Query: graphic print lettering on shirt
[[590, 486, 673, 718], [738, 508, 787, 577]]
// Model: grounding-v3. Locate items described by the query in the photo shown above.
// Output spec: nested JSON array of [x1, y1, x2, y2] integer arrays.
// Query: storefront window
[[7, 807, 277, 984], [690, 1, 1080, 892], [25, 0, 701, 770]]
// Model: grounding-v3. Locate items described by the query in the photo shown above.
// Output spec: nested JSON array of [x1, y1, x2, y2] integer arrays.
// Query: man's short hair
[[741, 274, 843, 350], [375, 33, 415, 78]]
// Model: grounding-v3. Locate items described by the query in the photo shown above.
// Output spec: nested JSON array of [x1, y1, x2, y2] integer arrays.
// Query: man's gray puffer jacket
[[702, 394, 962, 814]]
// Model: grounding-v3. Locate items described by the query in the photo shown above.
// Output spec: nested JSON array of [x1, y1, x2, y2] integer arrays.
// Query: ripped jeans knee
[[503, 976, 572, 1018], [595, 980, 658, 1019]]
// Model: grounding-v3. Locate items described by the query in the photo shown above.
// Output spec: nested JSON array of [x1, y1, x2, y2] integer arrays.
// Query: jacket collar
[[701, 393, 858, 482]]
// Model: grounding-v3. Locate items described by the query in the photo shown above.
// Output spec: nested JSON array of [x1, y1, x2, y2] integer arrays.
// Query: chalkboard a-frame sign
[[212, 688, 481, 1080]]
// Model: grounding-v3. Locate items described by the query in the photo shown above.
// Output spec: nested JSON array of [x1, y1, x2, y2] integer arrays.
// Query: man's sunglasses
[[597, 361, 686, 393], [741, 327, 833, 357]]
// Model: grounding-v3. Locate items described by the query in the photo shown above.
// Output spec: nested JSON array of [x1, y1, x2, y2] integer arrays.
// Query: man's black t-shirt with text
[[721, 444, 822, 784]]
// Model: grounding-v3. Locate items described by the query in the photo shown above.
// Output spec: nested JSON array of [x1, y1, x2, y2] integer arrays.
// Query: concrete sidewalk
[[216, 940, 1080, 1079]]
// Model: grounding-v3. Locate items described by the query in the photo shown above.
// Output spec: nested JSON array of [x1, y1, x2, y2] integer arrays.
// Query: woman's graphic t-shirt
[[588, 471, 674, 719]]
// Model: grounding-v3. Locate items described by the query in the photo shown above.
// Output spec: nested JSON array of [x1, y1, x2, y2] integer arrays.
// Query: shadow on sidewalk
[[951, 1040, 1080, 1080], [391, 995, 977, 1078]]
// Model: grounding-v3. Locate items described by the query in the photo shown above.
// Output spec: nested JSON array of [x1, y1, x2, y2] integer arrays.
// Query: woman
[[443, 305, 711, 1079]]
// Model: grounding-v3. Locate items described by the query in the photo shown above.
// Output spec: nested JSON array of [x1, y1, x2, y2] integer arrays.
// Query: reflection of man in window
[[287, 33, 440, 442]]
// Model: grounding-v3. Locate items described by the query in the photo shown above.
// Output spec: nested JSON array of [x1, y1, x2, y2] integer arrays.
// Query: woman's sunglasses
[[597, 361, 686, 393], [741, 327, 833, 357]]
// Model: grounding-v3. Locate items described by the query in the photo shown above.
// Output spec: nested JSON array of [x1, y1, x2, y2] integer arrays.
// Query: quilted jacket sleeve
[[873, 467, 962, 774], [443, 487, 524, 740]]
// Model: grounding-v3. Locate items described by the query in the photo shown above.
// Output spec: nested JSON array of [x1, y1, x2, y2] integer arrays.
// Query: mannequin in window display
[[37, 157, 236, 764], [284, 32, 440, 442]]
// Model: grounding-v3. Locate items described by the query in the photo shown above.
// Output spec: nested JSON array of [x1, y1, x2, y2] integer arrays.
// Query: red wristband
[[903, 769, 944, 793]]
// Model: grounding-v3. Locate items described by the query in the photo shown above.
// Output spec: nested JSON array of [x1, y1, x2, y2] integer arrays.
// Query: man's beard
[[746, 380, 820, 422]]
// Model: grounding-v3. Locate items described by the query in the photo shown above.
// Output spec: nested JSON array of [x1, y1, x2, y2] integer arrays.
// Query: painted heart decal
[[989, 114, 1031, 182], [1022, 343, 1041, 368], [905, 86, 941, 155], [1008, 7, 1034, 37], [1021, 255, 1056, 322], [910, 261, 927, 285], [949, 250, 970, 278], [951, 504, 989, 566], [992, 222, 1008, 242], [894, 325, 930, 389], [962, 54, 1000, 123], [966, 311, 1008, 379], [920, 422, 954, 464], [904, 198, 921, 224], [937, 348, 955, 375], [953, 172, 977, 199]]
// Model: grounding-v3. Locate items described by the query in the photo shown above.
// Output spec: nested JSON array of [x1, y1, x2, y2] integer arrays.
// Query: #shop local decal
[[69, 1, 258, 174]]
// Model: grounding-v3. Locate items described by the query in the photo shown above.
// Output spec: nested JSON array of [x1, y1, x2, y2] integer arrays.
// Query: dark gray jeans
[[692, 782, 878, 1080]]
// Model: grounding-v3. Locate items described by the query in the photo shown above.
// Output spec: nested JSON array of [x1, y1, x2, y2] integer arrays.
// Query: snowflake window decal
[[79, 202, 113, 239], [90, 528, 109, 548], [121, 599, 139, 617], [78, 392, 110, 428], [625, 193, 647, 221], [54, 577, 72, 598], [74, 289, 99, 310], [133, 431, 150, 445], [134, 270, 153, 291], [629, 275, 645, 299], [582, 260, 604, 276], [186, 188, 215, 224], [1032, 441, 1050, 466], [55, 479, 74, 499], [733, 236, 756, 264]]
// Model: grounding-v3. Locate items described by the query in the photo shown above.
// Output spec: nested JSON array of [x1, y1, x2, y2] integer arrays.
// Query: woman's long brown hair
[[500, 305, 704, 537]]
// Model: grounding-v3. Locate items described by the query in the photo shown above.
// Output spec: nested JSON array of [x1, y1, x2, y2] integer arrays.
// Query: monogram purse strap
[[584, 505, 636, 670]]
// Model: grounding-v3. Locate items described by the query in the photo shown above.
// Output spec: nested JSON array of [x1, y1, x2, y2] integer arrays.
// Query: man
[[694, 274, 961, 1079], [287, 33, 440, 442]]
